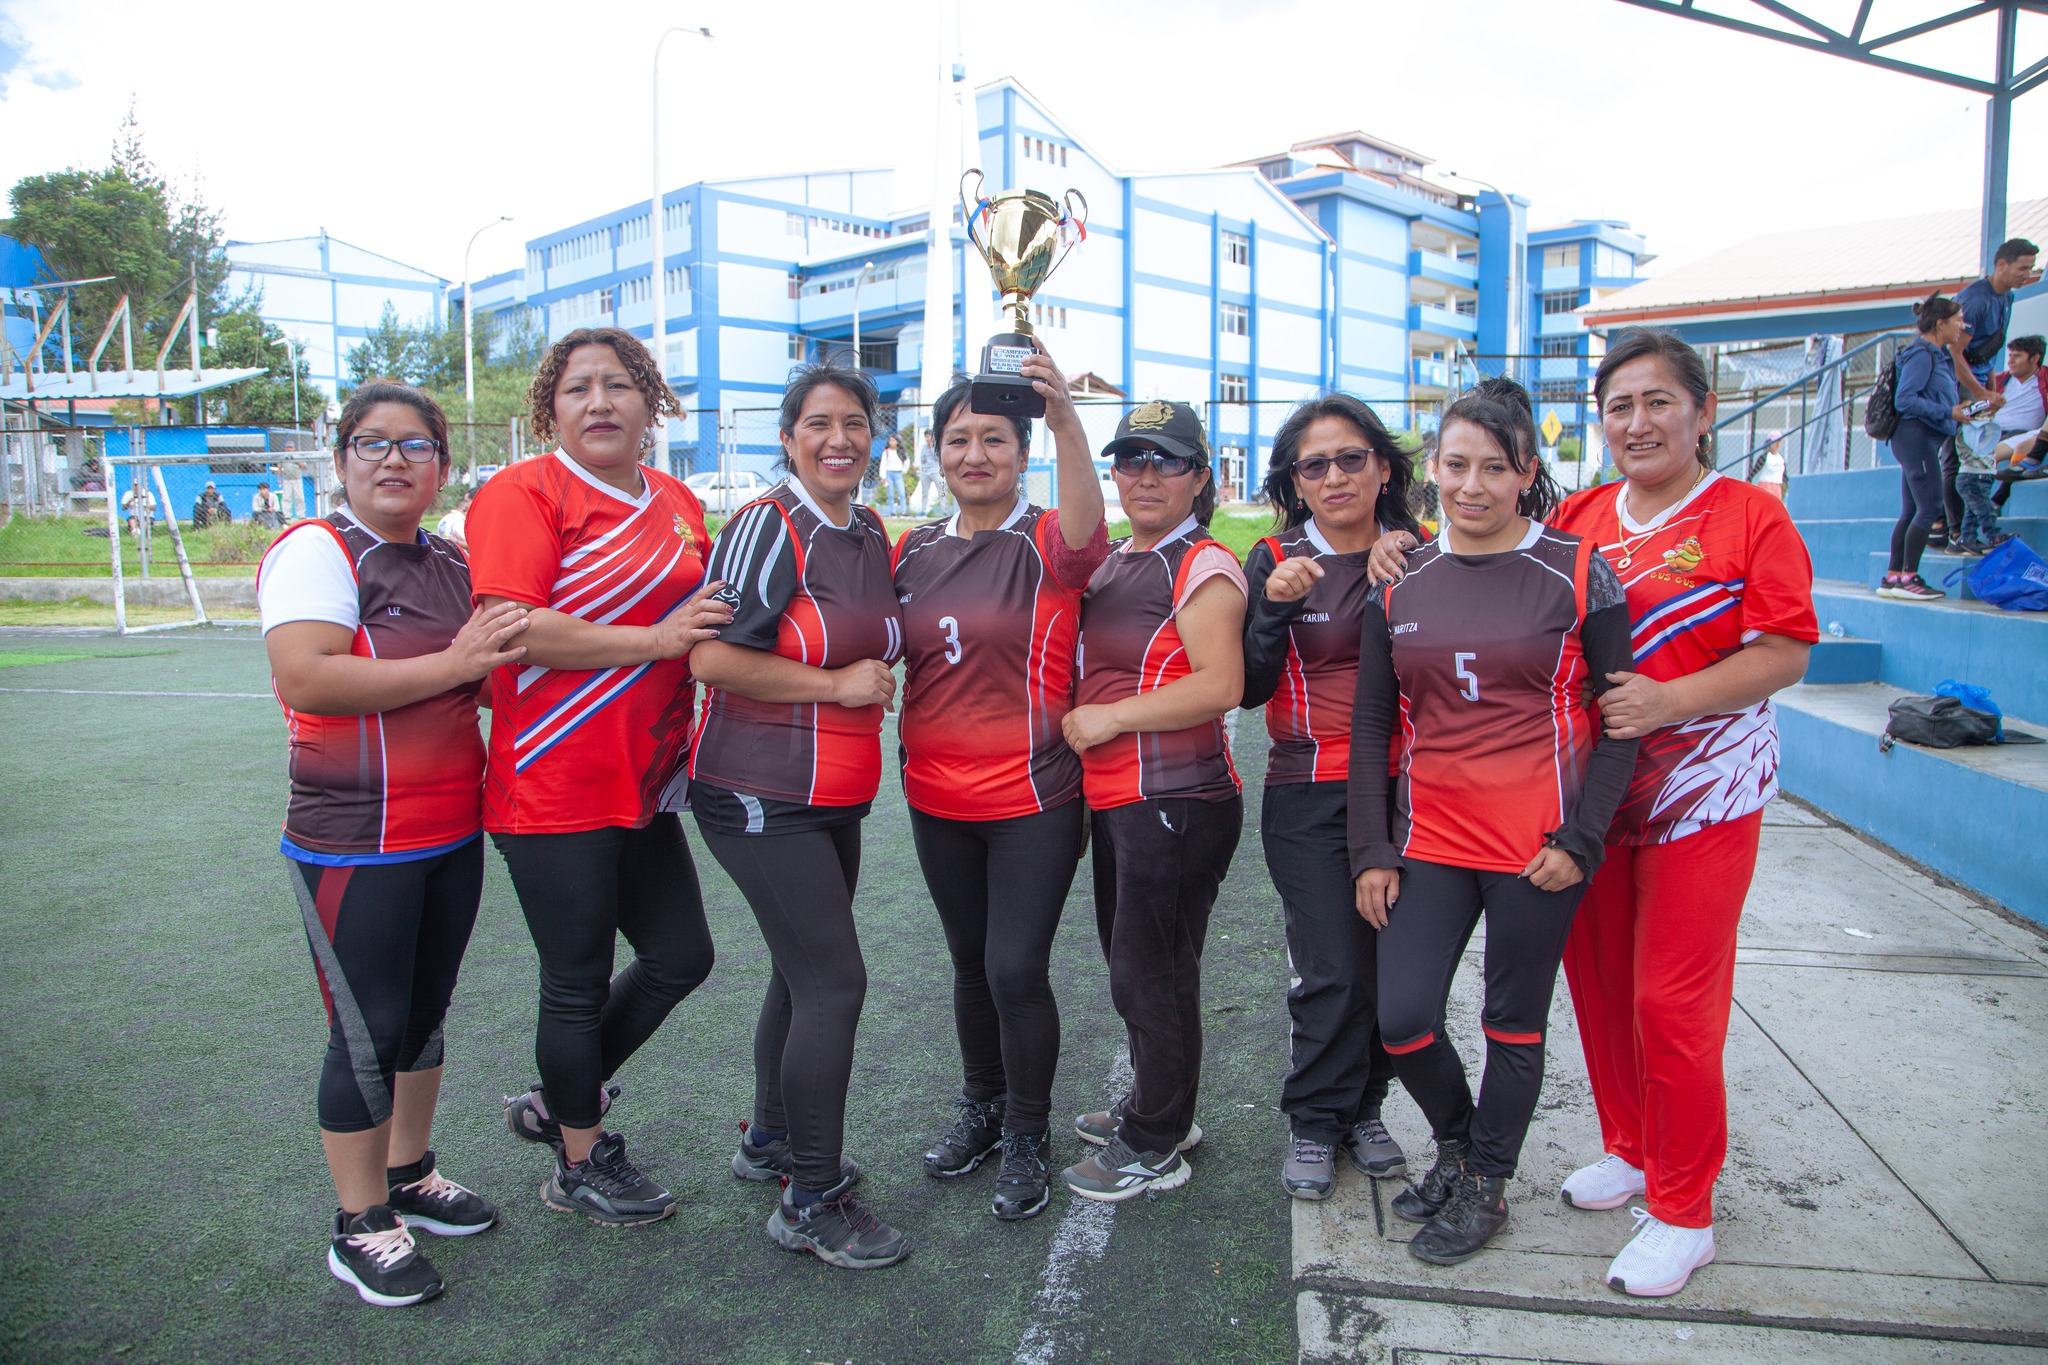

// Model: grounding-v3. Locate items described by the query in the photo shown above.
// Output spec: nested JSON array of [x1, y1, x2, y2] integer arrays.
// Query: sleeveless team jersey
[[1075, 517, 1242, 810], [1244, 522, 1381, 785], [893, 503, 1097, 820], [1551, 473, 1818, 845], [465, 449, 710, 833], [1377, 524, 1619, 874], [688, 480, 903, 824], [258, 513, 483, 863]]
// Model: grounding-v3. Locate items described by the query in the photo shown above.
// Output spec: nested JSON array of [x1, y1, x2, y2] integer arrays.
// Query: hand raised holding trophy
[[960, 169, 1088, 418]]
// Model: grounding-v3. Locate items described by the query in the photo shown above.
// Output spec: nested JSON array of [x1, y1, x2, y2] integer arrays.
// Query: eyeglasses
[[347, 437, 442, 463], [1111, 449, 1197, 478], [1292, 450, 1375, 482]]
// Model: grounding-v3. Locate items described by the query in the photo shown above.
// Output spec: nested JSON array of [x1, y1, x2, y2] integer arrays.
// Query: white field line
[[0, 687, 271, 698], [1014, 1045, 1135, 1365]]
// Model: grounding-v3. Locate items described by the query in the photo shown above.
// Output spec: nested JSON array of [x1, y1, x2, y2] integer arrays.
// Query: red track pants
[[1561, 809, 1762, 1228]]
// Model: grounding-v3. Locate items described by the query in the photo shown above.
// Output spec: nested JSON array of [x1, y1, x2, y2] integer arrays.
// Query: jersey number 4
[[1455, 652, 1480, 702]]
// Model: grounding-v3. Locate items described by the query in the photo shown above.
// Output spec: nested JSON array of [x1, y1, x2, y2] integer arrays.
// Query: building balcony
[[1408, 302, 1478, 342], [1412, 357, 1449, 388], [1538, 309, 1586, 337], [1408, 249, 1478, 289]]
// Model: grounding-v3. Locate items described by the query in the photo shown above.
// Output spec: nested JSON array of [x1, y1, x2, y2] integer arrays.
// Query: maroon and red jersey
[[893, 503, 1108, 820], [257, 513, 484, 864], [1074, 516, 1243, 810], [1351, 524, 1635, 876], [1242, 522, 1385, 785], [688, 480, 903, 831]]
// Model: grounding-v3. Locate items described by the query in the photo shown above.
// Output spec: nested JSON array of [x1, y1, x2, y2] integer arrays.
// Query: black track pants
[[697, 819, 866, 1192], [493, 816, 715, 1130], [1890, 418, 1946, 571], [909, 800, 1085, 1134], [1262, 781, 1399, 1143], [1375, 857, 1585, 1179], [1090, 794, 1243, 1156], [288, 837, 484, 1134]]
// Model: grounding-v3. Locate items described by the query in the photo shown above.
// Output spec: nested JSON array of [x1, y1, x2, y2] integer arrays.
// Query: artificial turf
[[0, 630, 1305, 1365]]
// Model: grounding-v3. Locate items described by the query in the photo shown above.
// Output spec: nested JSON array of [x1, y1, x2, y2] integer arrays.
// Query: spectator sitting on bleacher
[[192, 481, 233, 528], [250, 481, 284, 529], [1991, 335, 2048, 510]]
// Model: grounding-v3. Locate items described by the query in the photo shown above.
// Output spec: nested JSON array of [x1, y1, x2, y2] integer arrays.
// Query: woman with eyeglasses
[[1240, 396, 1422, 1204], [467, 327, 730, 1229], [891, 349, 1107, 1222], [1057, 401, 1246, 1204], [259, 381, 530, 1306]]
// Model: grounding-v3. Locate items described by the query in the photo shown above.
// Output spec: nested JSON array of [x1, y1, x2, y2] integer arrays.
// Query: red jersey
[[257, 513, 484, 863], [1242, 522, 1382, 785], [1074, 517, 1243, 810], [688, 480, 903, 829], [1366, 524, 1631, 874], [893, 504, 1107, 820], [465, 450, 710, 834], [1552, 473, 1818, 845]]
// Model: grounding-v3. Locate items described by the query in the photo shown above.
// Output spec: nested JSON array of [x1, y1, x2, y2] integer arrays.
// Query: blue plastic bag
[[1965, 538, 2048, 611], [1934, 680, 2003, 740]]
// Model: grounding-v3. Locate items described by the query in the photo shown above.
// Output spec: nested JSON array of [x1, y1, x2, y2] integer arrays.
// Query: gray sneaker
[[1283, 1135, 1336, 1200], [1074, 1095, 1203, 1151], [1344, 1117, 1407, 1179]]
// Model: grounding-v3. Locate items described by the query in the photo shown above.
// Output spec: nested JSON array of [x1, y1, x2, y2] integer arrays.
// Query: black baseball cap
[[1102, 399, 1209, 464]]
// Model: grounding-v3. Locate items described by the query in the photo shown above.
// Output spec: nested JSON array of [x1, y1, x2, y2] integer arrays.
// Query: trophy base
[[969, 333, 1045, 419]]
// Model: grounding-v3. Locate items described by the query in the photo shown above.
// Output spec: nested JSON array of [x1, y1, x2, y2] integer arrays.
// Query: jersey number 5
[[1455, 652, 1480, 702], [939, 615, 963, 665]]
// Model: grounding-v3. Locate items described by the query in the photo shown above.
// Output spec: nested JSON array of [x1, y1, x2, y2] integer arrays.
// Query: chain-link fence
[[1706, 332, 1903, 479]]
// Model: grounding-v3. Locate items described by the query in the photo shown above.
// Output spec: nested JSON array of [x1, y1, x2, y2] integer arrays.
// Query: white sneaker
[[1606, 1207, 1714, 1297], [1560, 1153, 1645, 1210]]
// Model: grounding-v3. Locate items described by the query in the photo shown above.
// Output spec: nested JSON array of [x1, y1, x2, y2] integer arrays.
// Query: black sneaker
[[1391, 1137, 1469, 1224], [1062, 1134, 1191, 1202], [1074, 1095, 1202, 1151], [503, 1082, 618, 1151], [1408, 1170, 1511, 1265], [730, 1120, 863, 1187], [540, 1131, 675, 1227], [991, 1130, 1052, 1221], [925, 1096, 1006, 1177], [327, 1205, 443, 1307], [386, 1150, 498, 1236], [1344, 1117, 1408, 1179], [768, 1178, 909, 1269]]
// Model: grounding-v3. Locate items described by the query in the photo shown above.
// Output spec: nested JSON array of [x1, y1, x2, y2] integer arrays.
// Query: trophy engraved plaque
[[960, 169, 1088, 418]]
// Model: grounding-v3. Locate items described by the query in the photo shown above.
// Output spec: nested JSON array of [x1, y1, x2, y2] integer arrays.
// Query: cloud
[[0, 14, 80, 99], [30, 69, 78, 92]]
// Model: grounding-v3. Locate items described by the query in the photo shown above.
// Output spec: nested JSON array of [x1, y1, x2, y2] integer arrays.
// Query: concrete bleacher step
[[1802, 633, 1881, 683], [1809, 578, 2048, 704], [1789, 464, 2048, 581], [1777, 682, 2047, 922]]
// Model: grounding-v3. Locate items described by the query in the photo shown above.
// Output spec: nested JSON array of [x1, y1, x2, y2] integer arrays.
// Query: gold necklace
[[1615, 465, 1706, 569]]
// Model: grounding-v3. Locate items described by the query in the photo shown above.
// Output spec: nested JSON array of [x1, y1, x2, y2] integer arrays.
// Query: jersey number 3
[[939, 615, 963, 665], [1455, 651, 1480, 702]]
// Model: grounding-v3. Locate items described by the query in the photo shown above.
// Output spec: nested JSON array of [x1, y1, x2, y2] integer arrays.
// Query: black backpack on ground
[[1864, 355, 1901, 442], [1879, 694, 2000, 751]]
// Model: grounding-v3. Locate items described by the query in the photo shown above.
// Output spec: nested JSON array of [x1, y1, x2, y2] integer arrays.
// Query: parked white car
[[685, 469, 772, 515]]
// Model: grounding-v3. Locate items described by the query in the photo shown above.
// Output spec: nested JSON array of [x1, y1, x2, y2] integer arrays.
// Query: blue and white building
[[461, 80, 1650, 496]]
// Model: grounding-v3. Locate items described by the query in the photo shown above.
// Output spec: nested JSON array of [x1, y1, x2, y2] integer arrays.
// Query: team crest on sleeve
[[673, 514, 697, 554]]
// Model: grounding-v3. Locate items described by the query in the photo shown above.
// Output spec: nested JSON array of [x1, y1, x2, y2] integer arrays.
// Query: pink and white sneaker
[[1607, 1207, 1715, 1297], [1560, 1153, 1645, 1210]]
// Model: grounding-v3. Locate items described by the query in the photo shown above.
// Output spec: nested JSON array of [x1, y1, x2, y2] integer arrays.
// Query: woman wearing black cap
[[1058, 400, 1246, 1202]]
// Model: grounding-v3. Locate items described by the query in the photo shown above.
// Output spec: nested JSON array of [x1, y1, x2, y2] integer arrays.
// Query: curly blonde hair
[[527, 326, 685, 447]]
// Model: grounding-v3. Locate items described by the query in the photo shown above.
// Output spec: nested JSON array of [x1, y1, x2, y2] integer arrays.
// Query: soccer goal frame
[[104, 452, 217, 635]]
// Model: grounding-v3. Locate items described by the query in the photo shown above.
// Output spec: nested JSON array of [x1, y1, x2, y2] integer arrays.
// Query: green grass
[[0, 634, 1303, 1364], [0, 599, 258, 628], [0, 515, 268, 577], [0, 646, 176, 669]]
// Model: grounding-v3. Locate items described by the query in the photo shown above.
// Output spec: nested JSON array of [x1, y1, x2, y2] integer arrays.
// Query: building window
[[1220, 373, 1249, 403], [788, 273, 801, 300], [1542, 244, 1580, 271], [1220, 302, 1249, 336], [1454, 297, 1477, 317], [598, 287, 615, 314], [787, 212, 806, 236], [1540, 338, 1577, 357], [788, 333, 804, 359], [664, 267, 689, 297], [1223, 231, 1250, 266], [663, 202, 689, 233], [1540, 291, 1580, 315]]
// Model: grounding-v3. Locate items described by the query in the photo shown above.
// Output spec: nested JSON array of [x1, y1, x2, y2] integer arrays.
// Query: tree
[[343, 306, 545, 428], [202, 295, 325, 427]]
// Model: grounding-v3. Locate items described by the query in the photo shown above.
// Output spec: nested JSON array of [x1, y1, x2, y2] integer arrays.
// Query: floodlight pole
[[851, 261, 877, 367], [270, 335, 301, 427], [651, 24, 715, 472], [463, 216, 513, 427]]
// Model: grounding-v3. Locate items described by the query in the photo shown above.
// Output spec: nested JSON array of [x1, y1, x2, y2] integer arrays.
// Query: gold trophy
[[960, 169, 1088, 418]]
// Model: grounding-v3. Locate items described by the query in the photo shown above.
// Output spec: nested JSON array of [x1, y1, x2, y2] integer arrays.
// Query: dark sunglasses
[[1292, 450, 1375, 482], [1111, 449, 1197, 478]]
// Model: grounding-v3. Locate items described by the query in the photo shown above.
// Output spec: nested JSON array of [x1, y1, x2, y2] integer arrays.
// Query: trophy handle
[[959, 169, 991, 266], [1045, 188, 1090, 283]]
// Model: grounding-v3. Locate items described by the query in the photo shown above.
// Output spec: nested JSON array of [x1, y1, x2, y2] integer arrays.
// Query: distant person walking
[[880, 433, 908, 514], [1931, 237, 2039, 547], [1881, 295, 1973, 601], [258, 381, 528, 1307]]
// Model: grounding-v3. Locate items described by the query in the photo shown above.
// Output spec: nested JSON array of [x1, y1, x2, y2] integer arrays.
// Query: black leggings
[[909, 800, 1085, 1134], [493, 815, 715, 1130], [1262, 781, 1398, 1143], [697, 819, 866, 1192], [288, 838, 483, 1134], [1375, 857, 1586, 1179], [1890, 418, 1946, 573]]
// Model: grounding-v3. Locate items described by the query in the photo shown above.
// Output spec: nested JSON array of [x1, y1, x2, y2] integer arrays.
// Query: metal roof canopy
[[0, 369, 268, 403], [1615, 1, 2048, 272]]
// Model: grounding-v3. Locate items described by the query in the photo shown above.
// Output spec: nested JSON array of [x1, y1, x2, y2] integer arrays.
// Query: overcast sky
[[4, 0, 2044, 285]]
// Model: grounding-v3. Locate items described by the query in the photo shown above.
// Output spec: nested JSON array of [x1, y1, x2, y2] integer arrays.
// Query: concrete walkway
[[1294, 799, 2048, 1363]]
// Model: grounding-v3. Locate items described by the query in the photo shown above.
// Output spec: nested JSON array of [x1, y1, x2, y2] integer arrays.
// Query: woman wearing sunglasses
[[259, 382, 530, 1305], [1241, 396, 1423, 1203], [1058, 401, 1246, 1203]]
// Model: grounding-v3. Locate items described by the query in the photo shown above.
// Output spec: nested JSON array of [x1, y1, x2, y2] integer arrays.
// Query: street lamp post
[[463, 216, 514, 430], [1447, 171, 1523, 382], [850, 260, 877, 368], [270, 335, 300, 428], [651, 24, 715, 474]]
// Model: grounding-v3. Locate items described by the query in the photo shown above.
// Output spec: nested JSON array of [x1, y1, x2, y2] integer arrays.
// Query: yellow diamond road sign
[[1540, 411, 1563, 447]]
